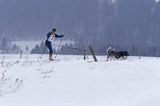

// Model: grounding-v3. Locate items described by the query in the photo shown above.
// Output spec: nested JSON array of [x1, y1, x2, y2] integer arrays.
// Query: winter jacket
[[46, 32, 63, 43]]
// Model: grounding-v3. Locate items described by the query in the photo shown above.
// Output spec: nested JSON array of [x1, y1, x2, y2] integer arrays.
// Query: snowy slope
[[0, 55, 160, 106]]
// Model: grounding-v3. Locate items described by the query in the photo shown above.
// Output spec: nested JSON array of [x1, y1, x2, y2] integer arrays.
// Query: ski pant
[[45, 40, 53, 55]]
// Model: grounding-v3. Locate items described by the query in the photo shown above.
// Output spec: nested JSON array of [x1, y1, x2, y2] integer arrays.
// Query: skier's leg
[[48, 44, 53, 61], [45, 41, 53, 61]]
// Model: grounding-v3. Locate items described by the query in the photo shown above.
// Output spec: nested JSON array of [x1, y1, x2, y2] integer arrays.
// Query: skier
[[45, 28, 64, 61]]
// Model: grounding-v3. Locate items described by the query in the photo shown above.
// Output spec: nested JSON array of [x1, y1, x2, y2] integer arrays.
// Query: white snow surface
[[0, 54, 160, 106]]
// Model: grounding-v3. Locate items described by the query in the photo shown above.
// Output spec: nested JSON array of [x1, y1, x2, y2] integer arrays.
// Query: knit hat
[[52, 28, 56, 32]]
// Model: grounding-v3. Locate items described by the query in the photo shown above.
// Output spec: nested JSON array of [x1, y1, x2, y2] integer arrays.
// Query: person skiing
[[45, 28, 64, 61]]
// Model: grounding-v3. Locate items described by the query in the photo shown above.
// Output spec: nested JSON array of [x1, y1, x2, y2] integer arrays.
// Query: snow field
[[0, 55, 160, 106]]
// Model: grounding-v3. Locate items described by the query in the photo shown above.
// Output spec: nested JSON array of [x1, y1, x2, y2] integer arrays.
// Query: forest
[[0, 0, 160, 56]]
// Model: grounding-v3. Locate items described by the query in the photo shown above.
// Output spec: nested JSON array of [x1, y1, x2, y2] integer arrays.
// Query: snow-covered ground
[[0, 54, 160, 106]]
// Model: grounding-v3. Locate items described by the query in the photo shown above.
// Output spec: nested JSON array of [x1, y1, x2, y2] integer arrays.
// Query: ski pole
[[55, 38, 63, 58], [40, 47, 46, 59]]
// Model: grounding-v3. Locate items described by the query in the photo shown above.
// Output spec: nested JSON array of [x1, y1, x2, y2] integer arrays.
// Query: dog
[[106, 47, 129, 60], [118, 51, 129, 58]]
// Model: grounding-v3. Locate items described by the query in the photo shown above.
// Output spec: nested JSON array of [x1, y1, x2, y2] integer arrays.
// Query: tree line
[[0, 0, 160, 56]]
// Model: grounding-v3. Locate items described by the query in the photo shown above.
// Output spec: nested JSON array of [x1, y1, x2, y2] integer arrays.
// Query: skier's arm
[[55, 33, 64, 38]]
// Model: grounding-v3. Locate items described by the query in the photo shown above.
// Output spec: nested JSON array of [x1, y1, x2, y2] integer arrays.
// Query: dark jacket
[[46, 32, 63, 43]]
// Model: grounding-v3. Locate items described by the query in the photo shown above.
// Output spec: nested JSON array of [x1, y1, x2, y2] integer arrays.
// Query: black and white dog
[[106, 47, 129, 60]]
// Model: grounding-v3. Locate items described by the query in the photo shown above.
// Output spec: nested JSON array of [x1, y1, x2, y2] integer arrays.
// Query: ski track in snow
[[0, 54, 160, 106]]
